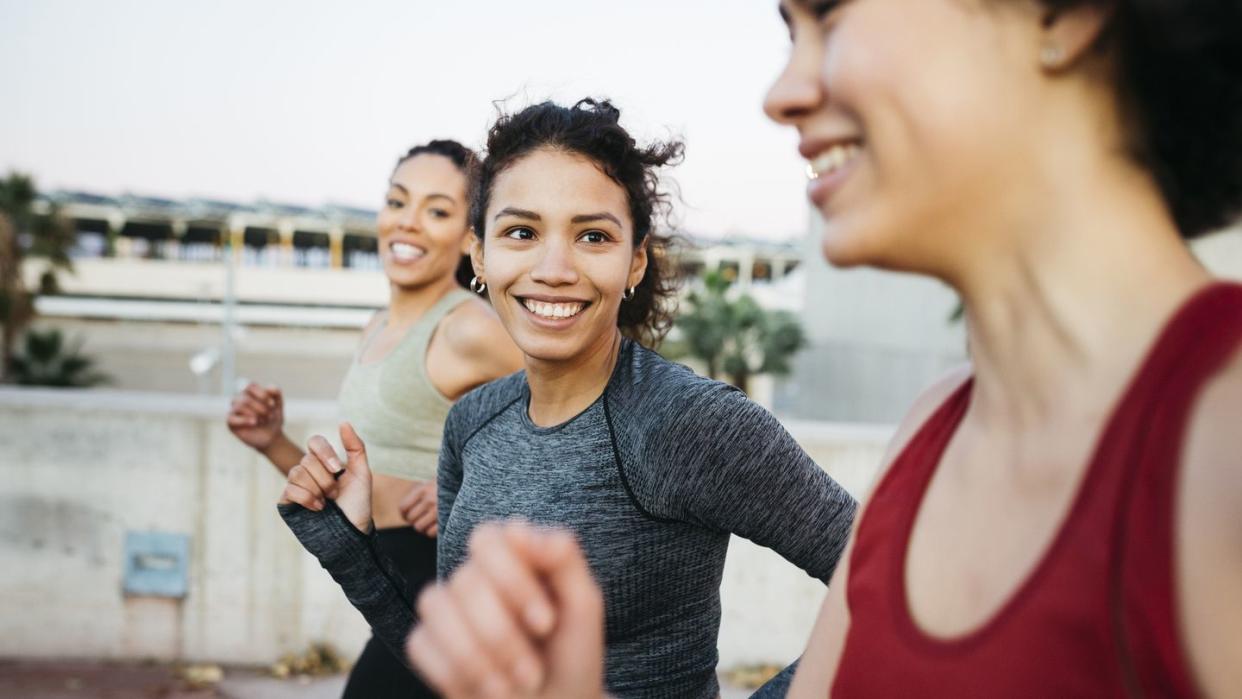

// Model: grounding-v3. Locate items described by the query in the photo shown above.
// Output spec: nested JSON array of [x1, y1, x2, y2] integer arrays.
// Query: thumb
[[339, 422, 371, 478]]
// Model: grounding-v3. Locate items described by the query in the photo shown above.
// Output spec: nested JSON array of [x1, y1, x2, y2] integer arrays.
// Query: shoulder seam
[[460, 392, 525, 452], [602, 387, 684, 525]]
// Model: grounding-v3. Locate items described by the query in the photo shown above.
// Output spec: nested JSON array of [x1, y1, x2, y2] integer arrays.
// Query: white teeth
[[807, 142, 862, 180], [390, 242, 425, 261], [521, 299, 585, 320]]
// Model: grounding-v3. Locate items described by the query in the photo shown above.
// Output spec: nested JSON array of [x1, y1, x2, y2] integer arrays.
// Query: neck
[[525, 330, 624, 427], [952, 155, 1210, 432], [386, 276, 460, 326]]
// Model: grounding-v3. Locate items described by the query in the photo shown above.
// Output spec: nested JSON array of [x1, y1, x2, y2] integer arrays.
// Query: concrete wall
[[0, 387, 889, 670]]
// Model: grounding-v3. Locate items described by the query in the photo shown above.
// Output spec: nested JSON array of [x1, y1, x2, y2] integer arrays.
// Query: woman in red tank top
[[325, 1, 1242, 697], [759, 1, 1242, 696]]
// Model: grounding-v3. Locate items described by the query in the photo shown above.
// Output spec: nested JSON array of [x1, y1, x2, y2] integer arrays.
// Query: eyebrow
[[388, 182, 457, 203], [571, 212, 623, 227], [493, 206, 541, 222]]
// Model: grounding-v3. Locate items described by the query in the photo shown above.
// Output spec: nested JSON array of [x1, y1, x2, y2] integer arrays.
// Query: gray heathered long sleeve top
[[281, 339, 856, 698]]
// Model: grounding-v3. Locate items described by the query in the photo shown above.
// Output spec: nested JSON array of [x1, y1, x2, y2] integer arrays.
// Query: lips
[[801, 138, 864, 208]]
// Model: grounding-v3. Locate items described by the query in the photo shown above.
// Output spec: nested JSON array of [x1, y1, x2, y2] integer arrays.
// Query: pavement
[[0, 660, 755, 698]]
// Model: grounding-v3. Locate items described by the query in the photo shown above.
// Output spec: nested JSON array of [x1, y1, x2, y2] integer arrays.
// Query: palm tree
[[0, 172, 75, 382], [672, 270, 806, 394], [8, 328, 109, 388]]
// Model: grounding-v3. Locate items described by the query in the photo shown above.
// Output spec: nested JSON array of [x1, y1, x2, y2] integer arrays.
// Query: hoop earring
[[469, 276, 487, 294], [623, 286, 636, 301]]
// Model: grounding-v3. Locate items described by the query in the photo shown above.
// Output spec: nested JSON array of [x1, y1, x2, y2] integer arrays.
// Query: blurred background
[[3, 1, 1242, 697]]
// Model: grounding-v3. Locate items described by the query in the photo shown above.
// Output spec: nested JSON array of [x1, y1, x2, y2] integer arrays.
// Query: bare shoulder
[[1177, 348, 1242, 696], [438, 299, 523, 373]]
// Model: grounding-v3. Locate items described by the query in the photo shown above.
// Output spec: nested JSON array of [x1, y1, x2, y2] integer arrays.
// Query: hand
[[406, 521, 606, 699], [277, 422, 373, 533], [399, 480, 439, 537], [226, 382, 285, 451]]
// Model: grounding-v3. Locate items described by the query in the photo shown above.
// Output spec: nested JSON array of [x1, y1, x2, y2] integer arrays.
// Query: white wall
[[0, 387, 887, 670]]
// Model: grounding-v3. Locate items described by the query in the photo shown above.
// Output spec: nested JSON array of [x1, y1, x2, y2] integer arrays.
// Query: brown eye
[[504, 227, 536, 241]]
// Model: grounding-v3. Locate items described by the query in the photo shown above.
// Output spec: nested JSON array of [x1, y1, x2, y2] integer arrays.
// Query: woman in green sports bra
[[225, 139, 523, 698]]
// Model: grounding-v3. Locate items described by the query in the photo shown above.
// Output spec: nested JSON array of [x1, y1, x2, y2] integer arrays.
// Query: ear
[[628, 237, 649, 290], [1039, 1, 1115, 70], [469, 236, 485, 279], [459, 231, 474, 257]]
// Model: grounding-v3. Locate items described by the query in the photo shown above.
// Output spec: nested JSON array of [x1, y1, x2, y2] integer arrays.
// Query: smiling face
[[375, 153, 471, 290], [473, 148, 647, 363], [765, 0, 1051, 274]]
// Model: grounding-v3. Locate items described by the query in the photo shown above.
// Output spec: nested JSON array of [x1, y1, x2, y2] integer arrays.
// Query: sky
[[0, 0, 814, 240]]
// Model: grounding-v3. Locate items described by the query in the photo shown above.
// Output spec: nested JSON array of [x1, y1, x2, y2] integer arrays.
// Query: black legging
[[341, 526, 438, 699]]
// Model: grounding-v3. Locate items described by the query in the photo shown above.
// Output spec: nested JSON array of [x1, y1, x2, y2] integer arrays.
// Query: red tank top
[[832, 282, 1242, 698]]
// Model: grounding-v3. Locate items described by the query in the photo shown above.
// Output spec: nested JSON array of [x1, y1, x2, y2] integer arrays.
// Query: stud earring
[[1040, 44, 1065, 69]]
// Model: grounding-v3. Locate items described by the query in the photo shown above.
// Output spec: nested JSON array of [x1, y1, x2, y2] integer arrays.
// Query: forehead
[[490, 149, 630, 223], [391, 154, 467, 194]]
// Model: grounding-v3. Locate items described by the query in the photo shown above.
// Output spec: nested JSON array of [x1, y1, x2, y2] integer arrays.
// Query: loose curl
[[395, 139, 480, 288], [1045, 0, 1242, 237], [470, 99, 685, 347]]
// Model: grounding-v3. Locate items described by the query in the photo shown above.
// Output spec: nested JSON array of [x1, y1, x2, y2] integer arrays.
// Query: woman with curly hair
[[277, 99, 857, 698], [225, 139, 522, 698], [398, 0, 1242, 697]]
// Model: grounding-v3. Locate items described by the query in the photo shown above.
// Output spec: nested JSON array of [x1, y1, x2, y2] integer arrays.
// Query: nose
[[763, 37, 825, 126], [397, 204, 420, 232], [529, 237, 579, 287]]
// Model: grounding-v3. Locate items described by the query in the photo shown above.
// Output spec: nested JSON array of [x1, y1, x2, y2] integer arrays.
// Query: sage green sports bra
[[337, 289, 475, 481]]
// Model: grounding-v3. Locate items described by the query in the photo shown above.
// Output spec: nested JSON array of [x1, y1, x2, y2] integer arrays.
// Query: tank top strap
[[1114, 281, 1242, 697], [394, 288, 477, 357]]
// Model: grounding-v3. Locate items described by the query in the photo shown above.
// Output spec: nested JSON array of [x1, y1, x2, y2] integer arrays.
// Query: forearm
[[261, 433, 304, 475], [279, 502, 418, 668]]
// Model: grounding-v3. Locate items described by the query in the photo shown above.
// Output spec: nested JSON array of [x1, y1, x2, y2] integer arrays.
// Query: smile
[[806, 141, 863, 181], [519, 298, 588, 320], [389, 241, 426, 262]]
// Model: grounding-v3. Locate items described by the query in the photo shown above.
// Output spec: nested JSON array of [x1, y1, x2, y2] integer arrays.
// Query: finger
[[267, 385, 283, 409], [469, 523, 557, 637], [338, 422, 371, 478], [288, 463, 327, 503], [448, 563, 544, 692], [407, 624, 466, 698], [404, 501, 434, 528], [413, 510, 437, 534], [306, 435, 345, 477], [427, 522, 438, 538], [236, 397, 271, 420], [279, 481, 324, 511], [245, 383, 275, 407], [415, 584, 510, 697], [398, 484, 426, 515], [226, 412, 256, 428], [298, 453, 340, 499]]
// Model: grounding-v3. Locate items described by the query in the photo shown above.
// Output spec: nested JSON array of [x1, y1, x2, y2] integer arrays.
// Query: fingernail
[[315, 500, 325, 511], [329, 458, 344, 472], [524, 602, 552, 634]]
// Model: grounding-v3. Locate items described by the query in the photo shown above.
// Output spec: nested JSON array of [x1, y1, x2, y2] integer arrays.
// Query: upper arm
[[1177, 355, 1242, 697], [650, 386, 857, 580], [436, 410, 466, 535]]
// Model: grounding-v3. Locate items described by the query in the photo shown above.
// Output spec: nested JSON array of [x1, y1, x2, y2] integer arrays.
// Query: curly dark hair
[[470, 99, 685, 347], [1046, 0, 1242, 237], [395, 139, 479, 288]]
